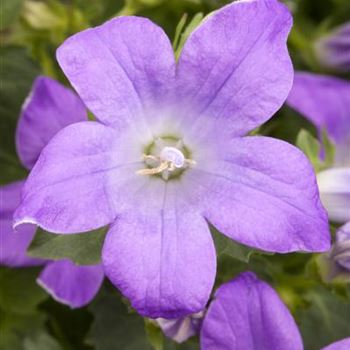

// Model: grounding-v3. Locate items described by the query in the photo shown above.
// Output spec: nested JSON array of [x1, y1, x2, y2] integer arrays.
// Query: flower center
[[137, 137, 195, 180]]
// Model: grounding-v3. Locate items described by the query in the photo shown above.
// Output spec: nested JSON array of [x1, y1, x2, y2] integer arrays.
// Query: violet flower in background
[[287, 72, 350, 282], [14, 0, 330, 318], [314, 22, 350, 72], [287, 72, 350, 224], [160, 272, 349, 350], [0, 76, 104, 308], [0, 181, 43, 267], [318, 223, 350, 283], [200, 272, 303, 350], [332, 222, 350, 271]]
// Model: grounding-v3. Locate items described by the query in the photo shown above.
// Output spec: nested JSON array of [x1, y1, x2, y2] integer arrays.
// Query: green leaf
[[296, 129, 322, 171], [295, 129, 335, 173], [211, 227, 253, 263], [321, 129, 335, 169], [87, 286, 152, 350], [298, 287, 350, 350], [23, 332, 62, 350], [0, 46, 39, 184], [0, 310, 46, 350], [173, 13, 188, 51], [145, 320, 163, 350], [28, 227, 108, 265], [164, 338, 199, 350], [174, 13, 204, 60], [2, 0, 23, 28], [0, 267, 47, 314]]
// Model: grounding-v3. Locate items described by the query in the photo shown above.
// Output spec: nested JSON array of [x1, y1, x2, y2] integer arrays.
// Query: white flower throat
[[137, 138, 196, 180]]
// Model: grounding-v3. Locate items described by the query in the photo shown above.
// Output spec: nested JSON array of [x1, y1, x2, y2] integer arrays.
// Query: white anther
[[160, 147, 185, 168]]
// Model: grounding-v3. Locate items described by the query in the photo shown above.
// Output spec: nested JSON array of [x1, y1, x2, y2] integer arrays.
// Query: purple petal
[[332, 222, 350, 271], [315, 22, 350, 72], [16, 76, 87, 170], [191, 136, 330, 253], [13, 121, 141, 233], [57, 16, 175, 130], [317, 168, 350, 223], [176, 0, 293, 136], [37, 259, 104, 308], [286, 72, 350, 146], [0, 181, 44, 267], [102, 195, 216, 318], [322, 338, 350, 350], [200, 272, 303, 350]]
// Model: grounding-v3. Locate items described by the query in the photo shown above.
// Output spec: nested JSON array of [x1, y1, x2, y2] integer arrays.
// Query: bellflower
[[314, 22, 350, 72], [286, 72, 350, 223], [14, 0, 330, 318], [0, 76, 104, 308], [200, 272, 350, 350]]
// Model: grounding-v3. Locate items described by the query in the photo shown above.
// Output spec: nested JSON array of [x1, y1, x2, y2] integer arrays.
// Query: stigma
[[137, 146, 195, 180]]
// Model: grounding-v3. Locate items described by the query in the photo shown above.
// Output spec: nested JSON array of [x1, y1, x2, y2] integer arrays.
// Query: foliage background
[[1, 0, 350, 349]]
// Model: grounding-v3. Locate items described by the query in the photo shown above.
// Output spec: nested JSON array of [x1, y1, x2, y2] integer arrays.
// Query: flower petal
[[315, 22, 350, 72], [57, 16, 175, 130], [200, 272, 303, 350], [332, 222, 350, 271], [0, 181, 44, 267], [176, 0, 293, 136], [16, 76, 87, 170], [37, 259, 104, 308], [102, 186, 216, 318], [322, 338, 350, 350], [14, 121, 144, 233], [286, 72, 350, 145], [317, 168, 350, 223], [191, 136, 330, 253], [156, 311, 204, 343]]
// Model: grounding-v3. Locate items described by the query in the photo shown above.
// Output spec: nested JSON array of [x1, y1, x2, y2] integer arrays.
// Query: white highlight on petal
[[317, 167, 350, 223], [37, 277, 76, 309]]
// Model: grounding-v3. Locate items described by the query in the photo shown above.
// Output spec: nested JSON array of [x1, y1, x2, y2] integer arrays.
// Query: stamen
[[136, 146, 195, 179]]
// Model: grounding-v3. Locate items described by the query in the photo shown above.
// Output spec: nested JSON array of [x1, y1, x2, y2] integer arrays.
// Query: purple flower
[[318, 223, 350, 283], [286, 72, 350, 223], [200, 272, 303, 350], [322, 337, 350, 350], [332, 222, 350, 271], [0, 181, 43, 267], [14, 0, 329, 318], [0, 76, 104, 308], [314, 22, 350, 72], [199, 272, 350, 350]]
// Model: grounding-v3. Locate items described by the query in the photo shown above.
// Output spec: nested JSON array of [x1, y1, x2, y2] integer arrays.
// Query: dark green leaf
[[87, 286, 151, 350], [0, 267, 47, 314], [28, 227, 108, 266], [2, 0, 23, 28], [0, 46, 39, 184], [298, 287, 350, 350], [23, 332, 62, 350], [0, 310, 46, 350]]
